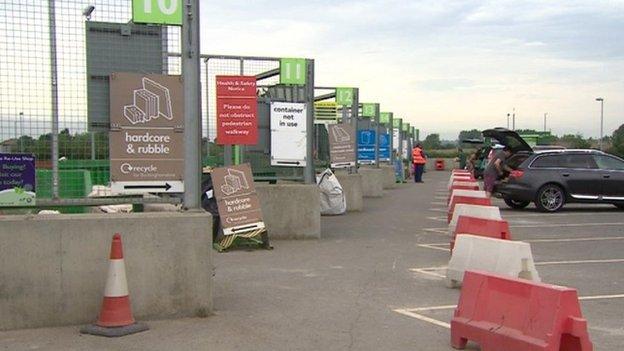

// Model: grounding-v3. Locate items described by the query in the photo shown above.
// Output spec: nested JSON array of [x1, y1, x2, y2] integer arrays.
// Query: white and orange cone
[[80, 233, 148, 337]]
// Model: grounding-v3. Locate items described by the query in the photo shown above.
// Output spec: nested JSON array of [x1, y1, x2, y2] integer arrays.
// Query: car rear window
[[531, 155, 562, 168], [594, 155, 624, 170], [506, 154, 530, 169]]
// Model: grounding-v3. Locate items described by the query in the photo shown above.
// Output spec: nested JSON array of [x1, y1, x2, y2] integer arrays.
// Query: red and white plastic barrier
[[447, 196, 492, 223], [451, 270, 593, 350], [450, 216, 511, 253], [446, 234, 540, 287], [448, 204, 502, 237]]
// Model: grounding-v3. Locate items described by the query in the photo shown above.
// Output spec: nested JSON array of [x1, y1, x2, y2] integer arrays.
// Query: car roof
[[533, 149, 606, 155]]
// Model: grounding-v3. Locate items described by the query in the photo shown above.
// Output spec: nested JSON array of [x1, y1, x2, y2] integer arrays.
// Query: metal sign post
[[374, 104, 380, 168], [48, 0, 59, 199], [304, 59, 315, 184], [182, 0, 201, 209], [387, 112, 394, 163], [350, 88, 359, 172]]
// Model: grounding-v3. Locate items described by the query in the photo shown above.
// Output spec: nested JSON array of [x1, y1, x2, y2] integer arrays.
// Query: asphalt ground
[[1, 170, 623, 350]]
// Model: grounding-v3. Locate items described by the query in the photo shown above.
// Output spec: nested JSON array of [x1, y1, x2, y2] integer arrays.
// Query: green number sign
[[380, 112, 391, 124], [362, 103, 377, 118], [335, 87, 355, 106], [393, 118, 402, 128], [403, 123, 410, 132], [132, 0, 182, 25], [280, 58, 307, 85]]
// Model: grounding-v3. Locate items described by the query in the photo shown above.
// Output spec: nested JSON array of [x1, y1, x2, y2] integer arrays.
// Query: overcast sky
[[200, 0, 624, 140]]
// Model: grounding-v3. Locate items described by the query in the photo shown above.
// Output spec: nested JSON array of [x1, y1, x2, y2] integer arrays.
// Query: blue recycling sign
[[357, 129, 376, 162], [379, 133, 390, 161]]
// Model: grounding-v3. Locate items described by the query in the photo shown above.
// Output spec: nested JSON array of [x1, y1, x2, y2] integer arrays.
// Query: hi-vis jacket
[[412, 147, 426, 165]]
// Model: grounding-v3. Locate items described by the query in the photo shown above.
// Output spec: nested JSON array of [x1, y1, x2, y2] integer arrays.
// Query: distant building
[[0, 139, 17, 153]]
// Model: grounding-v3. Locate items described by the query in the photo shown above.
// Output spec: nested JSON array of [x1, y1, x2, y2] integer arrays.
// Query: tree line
[[421, 125, 624, 158]]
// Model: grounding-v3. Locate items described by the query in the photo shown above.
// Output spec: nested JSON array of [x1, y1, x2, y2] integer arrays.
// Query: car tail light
[[510, 170, 524, 179]]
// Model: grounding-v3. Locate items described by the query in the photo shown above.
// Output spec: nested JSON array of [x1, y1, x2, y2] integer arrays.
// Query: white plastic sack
[[316, 169, 347, 215]]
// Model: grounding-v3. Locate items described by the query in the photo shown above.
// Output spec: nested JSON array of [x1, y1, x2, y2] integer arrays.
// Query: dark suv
[[496, 149, 624, 212]]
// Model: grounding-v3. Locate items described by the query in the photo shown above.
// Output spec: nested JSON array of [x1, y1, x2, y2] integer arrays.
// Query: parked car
[[495, 149, 624, 212], [532, 145, 566, 151]]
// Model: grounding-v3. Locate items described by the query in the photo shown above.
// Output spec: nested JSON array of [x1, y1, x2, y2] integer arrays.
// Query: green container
[[36, 170, 93, 213], [202, 155, 222, 167], [59, 160, 109, 186]]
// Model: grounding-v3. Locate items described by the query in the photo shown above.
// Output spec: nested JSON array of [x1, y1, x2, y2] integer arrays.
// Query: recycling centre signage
[[328, 123, 356, 168], [216, 75, 258, 145], [109, 73, 184, 194], [362, 103, 378, 118], [212, 163, 265, 236], [270, 102, 307, 167], [314, 101, 339, 124], [380, 112, 391, 125], [280, 58, 306, 85], [335, 87, 355, 106], [379, 133, 390, 161], [132, 0, 183, 25], [0, 153, 36, 207], [357, 129, 376, 164]]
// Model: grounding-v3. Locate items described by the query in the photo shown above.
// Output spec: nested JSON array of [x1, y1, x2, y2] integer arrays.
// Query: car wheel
[[504, 198, 530, 209], [534, 184, 565, 212], [615, 204, 624, 210]]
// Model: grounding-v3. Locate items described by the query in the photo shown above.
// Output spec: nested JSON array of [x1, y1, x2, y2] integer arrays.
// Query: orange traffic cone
[[80, 233, 148, 337]]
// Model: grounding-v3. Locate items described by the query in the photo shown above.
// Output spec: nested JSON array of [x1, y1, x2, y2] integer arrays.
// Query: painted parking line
[[511, 222, 624, 228], [527, 236, 624, 243], [427, 206, 621, 220], [500, 212, 622, 218], [393, 309, 451, 329], [417, 236, 624, 253], [428, 208, 447, 213], [430, 201, 447, 206], [409, 266, 447, 279], [427, 216, 448, 222], [410, 258, 624, 279], [422, 222, 624, 234], [535, 258, 624, 266], [393, 294, 624, 329], [417, 243, 449, 252], [422, 227, 448, 235]]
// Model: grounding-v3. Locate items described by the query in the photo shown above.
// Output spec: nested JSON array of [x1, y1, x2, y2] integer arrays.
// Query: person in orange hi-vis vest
[[412, 143, 427, 183]]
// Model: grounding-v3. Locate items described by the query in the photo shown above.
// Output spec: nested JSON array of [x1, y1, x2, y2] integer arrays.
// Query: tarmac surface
[[2, 170, 623, 350]]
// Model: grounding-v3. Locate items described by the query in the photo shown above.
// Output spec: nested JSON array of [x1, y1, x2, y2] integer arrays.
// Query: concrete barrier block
[[448, 176, 474, 189], [379, 165, 397, 189], [255, 183, 321, 239], [446, 234, 541, 288], [334, 172, 364, 212], [358, 168, 384, 198], [448, 204, 501, 236], [448, 190, 487, 207], [0, 212, 213, 331], [448, 180, 480, 191]]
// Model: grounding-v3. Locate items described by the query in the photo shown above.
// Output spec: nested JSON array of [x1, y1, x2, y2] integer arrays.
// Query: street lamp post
[[596, 98, 604, 151], [543, 112, 547, 132], [507, 113, 510, 129], [19, 112, 24, 152]]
